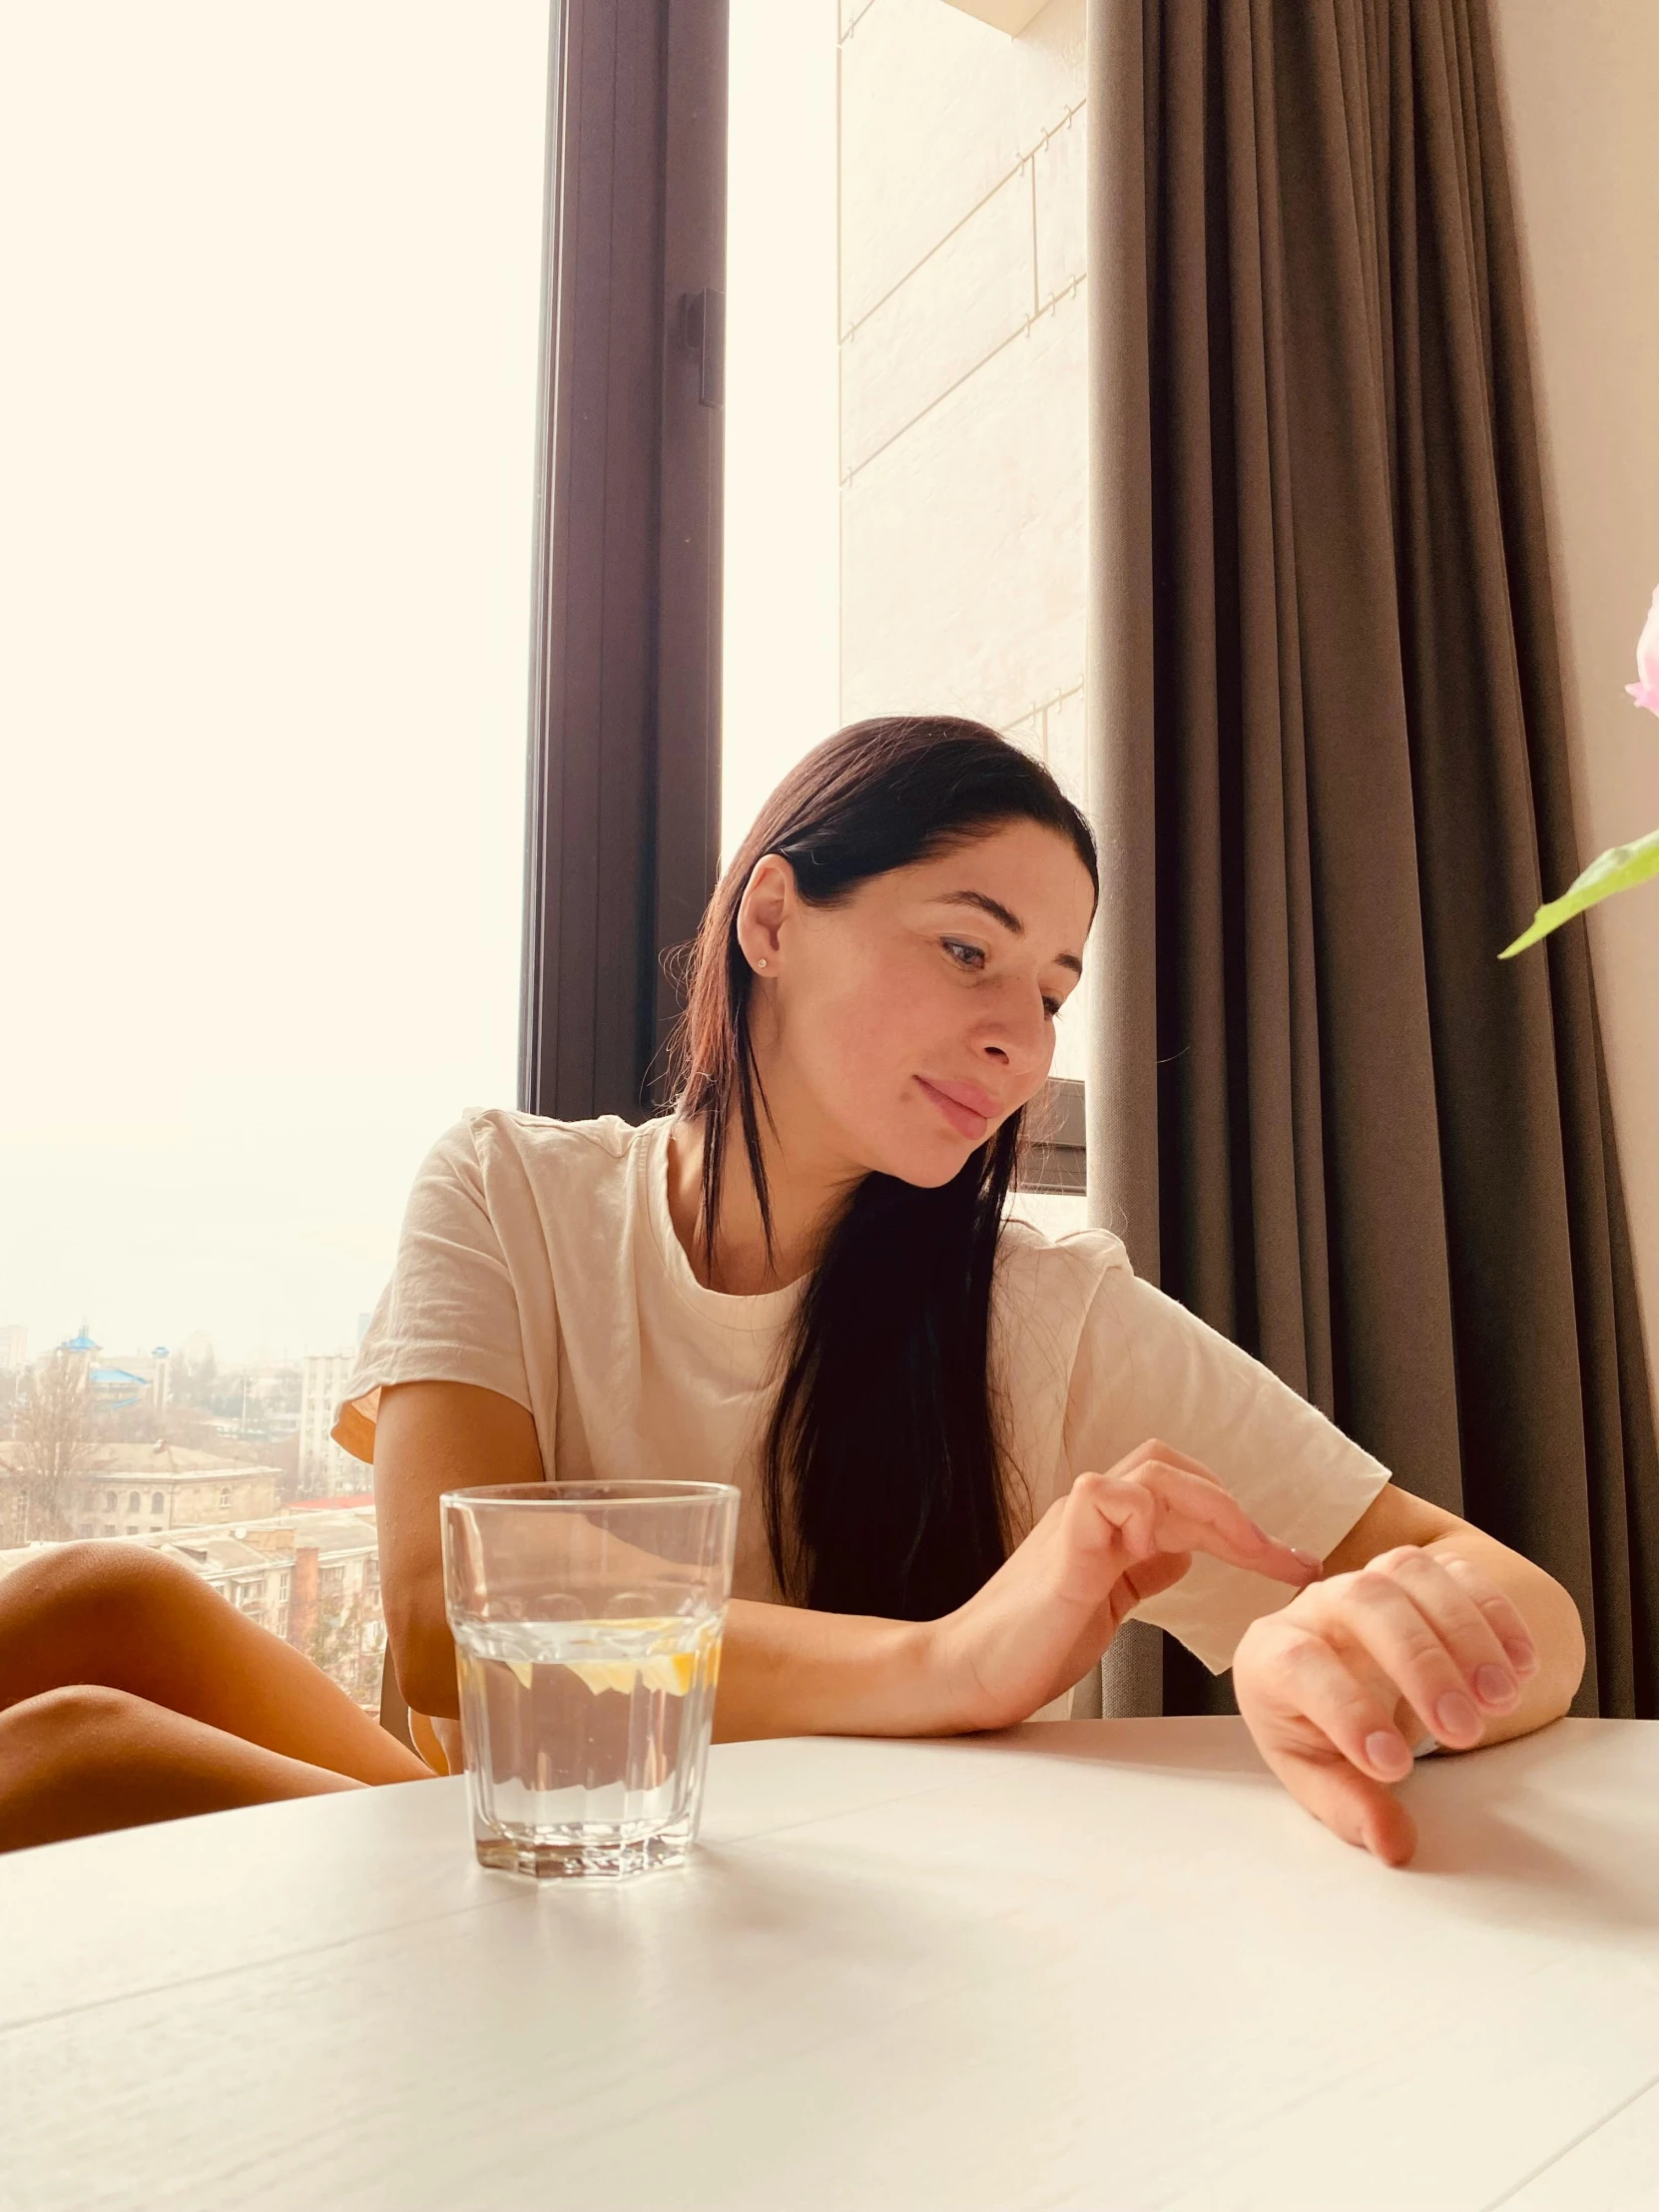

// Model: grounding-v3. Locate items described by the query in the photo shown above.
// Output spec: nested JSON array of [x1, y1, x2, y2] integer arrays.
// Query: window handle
[[681, 286, 725, 408]]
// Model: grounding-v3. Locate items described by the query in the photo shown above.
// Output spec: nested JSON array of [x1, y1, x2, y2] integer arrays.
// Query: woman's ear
[[736, 853, 795, 976]]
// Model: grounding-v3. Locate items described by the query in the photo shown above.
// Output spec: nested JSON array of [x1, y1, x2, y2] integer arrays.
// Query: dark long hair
[[672, 718, 1098, 1621]]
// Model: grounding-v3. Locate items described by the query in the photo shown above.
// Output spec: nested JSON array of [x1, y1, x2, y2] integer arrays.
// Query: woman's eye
[[1041, 996, 1061, 1020], [942, 938, 985, 971]]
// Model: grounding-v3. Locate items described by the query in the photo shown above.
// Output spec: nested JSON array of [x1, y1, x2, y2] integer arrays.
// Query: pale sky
[[0, 1, 840, 1367]]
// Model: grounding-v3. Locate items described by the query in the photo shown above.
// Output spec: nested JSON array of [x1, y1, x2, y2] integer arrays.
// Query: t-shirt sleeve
[[331, 1118, 534, 1464], [1064, 1266, 1390, 1672]]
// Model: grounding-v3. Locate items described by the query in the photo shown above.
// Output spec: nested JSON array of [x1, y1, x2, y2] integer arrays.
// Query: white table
[[2, 1718, 1658, 2211]]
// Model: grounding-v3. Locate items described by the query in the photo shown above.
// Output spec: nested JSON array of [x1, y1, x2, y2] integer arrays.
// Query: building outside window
[[297, 1353, 367, 1499], [724, 0, 1088, 1228]]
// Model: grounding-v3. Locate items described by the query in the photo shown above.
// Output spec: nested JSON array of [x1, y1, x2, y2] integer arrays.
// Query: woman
[[0, 719, 1583, 1864]]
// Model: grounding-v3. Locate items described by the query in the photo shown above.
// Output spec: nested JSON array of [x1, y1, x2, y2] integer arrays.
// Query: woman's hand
[[1232, 1543, 1541, 1866], [929, 1440, 1322, 1734]]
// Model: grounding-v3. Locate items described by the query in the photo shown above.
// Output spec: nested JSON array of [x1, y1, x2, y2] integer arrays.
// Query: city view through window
[[0, 2, 550, 1707]]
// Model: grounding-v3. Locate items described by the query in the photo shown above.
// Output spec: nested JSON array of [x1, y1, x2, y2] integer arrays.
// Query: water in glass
[[454, 1611, 724, 1877]]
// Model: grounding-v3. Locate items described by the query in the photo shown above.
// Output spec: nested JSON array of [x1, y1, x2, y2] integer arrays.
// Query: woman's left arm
[[1232, 1483, 1586, 1866]]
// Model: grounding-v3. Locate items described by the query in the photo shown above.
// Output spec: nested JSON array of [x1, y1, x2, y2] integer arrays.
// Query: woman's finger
[[1239, 1627, 1420, 1863], [1349, 1548, 1524, 1721], [1260, 1623, 1419, 1780], [1296, 1563, 1517, 1747], [1434, 1550, 1540, 1678], [1258, 1723, 1418, 1866], [1117, 1548, 1192, 1613], [1078, 1461, 1322, 1588]]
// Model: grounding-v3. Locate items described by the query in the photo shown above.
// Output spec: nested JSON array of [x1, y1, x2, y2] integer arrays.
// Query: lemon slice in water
[[483, 1621, 715, 1698], [565, 1650, 698, 1697]]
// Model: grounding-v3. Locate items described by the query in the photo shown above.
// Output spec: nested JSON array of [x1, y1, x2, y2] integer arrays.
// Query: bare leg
[[0, 1685, 369, 1853], [0, 1542, 430, 1851]]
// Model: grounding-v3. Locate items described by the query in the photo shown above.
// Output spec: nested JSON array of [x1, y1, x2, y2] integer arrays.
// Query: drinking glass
[[441, 1480, 739, 1879]]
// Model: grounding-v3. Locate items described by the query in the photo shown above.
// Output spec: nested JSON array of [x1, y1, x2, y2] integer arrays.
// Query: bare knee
[[0, 1683, 363, 1853], [5, 1538, 202, 1627], [0, 1682, 150, 1765]]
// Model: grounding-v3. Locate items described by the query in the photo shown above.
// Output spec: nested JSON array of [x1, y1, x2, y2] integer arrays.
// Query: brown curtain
[[1084, 0, 1659, 1720]]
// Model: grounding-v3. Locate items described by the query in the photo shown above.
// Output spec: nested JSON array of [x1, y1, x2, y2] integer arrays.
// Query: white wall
[[836, 0, 1088, 1081], [722, 0, 841, 862], [838, 0, 1086, 768], [1490, 1, 1659, 1381]]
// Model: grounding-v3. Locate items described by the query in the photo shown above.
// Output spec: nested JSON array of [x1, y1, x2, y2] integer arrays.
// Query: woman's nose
[[979, 989, 1049, 1070]]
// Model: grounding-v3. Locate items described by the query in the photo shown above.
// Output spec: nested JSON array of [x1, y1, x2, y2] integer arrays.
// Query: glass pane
[[724, 0, 1089, 1226], [722, 0, 841, 862], [0, 1, 549, 1707]]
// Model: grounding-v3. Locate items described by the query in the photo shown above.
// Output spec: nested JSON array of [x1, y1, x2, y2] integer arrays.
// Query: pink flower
[[1629, 584, 1659, 717]]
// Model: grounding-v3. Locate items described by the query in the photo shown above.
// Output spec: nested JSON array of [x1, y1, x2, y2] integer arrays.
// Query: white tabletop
[[3, 1717, 1658, 2212]]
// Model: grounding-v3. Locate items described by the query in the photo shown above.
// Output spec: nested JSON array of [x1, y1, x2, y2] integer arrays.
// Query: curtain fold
[[1084, 0, 1659, 1720]]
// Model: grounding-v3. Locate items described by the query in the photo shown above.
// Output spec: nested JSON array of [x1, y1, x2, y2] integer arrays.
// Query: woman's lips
[[916, 1076, 995, 1141]]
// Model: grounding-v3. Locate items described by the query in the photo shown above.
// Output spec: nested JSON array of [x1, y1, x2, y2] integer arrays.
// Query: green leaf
[[1500, 827, 1659, 957]]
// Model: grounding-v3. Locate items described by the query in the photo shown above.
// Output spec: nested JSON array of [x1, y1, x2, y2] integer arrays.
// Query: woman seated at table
[[0, 718, 1585, 1865]]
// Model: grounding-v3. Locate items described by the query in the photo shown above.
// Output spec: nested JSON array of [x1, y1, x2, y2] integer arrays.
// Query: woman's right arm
[[371, 1379, 941, 1734], [373, 1386, 1312, 1739], [373, 1380, 545, 1719]]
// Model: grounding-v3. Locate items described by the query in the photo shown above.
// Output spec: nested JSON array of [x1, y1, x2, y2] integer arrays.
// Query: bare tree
[[305, 1594, 373, 1707], [0, 1353, 98, 1542]]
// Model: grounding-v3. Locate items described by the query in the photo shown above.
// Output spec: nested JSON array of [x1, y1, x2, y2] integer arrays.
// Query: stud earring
[[756, 957, 769, 970]]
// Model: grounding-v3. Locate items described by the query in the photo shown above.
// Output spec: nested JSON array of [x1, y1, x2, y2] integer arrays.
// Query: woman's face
[[738, 819, 1095, 1189]]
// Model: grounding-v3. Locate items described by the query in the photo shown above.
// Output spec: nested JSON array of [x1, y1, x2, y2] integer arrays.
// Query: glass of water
[[441, 1480, 739, 1880]]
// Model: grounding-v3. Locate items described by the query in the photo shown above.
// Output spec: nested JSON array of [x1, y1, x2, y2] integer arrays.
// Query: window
[[1, 3, 551, 1711], [724, 0, 1089, 1232], [128, 1493, 141, 1513], [151, 1493, 165, 1515], [722, 1, 838, 865]]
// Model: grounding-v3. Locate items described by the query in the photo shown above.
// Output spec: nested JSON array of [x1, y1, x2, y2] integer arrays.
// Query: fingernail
[[1364, 1730, 1412, 1779], [1474, 1664, 1517, 1706], [1292, 1548, 1323, 1574], [1505, 1637, 1538, 1677], [1433, 1690, 1480, 1740]]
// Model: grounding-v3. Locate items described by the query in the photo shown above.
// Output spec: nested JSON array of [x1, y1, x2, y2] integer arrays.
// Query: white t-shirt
[[336, 1111, 1389, 1681]]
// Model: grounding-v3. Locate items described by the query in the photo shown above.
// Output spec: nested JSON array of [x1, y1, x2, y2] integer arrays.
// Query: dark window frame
[[519, 0, 729, 1123], [383, 4, 732, 1756]]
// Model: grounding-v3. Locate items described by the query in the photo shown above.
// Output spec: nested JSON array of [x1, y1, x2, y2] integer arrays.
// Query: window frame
[[519, 0, 730, 1122]]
